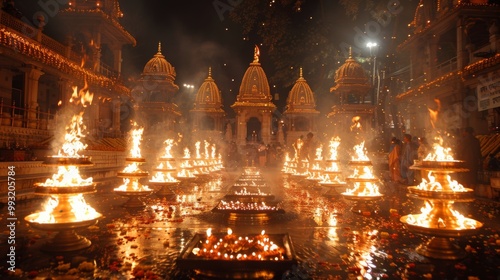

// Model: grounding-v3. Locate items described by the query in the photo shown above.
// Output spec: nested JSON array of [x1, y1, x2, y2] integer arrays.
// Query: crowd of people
[[223, 126, 489, 190]]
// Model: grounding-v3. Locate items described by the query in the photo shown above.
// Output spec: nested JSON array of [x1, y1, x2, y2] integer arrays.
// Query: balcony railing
[[436, 56, 457, 77], [0, 97, 58, 131], [0, 9, 119, 78]]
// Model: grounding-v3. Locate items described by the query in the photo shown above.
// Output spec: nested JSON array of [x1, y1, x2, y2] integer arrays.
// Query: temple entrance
[[246, 117, 261, 143]]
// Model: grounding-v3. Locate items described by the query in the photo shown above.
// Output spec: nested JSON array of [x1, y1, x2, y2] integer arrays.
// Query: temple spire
[[299, 67, 303, 78], [157, 41, 162, 53], [208, 66, 212, 78], [348, 46, 352, 59]]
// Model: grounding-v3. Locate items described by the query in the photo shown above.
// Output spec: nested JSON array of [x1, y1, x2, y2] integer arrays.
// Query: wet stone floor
[[1, 167, 500, 279]]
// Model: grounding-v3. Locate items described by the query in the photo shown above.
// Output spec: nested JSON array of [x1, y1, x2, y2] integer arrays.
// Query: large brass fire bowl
[[419, 160, 464, 169], [407, 187, 475, 201], [400, 215, 483, 260], [319, 181, 347, 188], [125, 157, 146, 163], [400, 215, 482, 238], [323, 170, 342, 175], [153, 167, 177, 172], [114, 189, 153, 208], [117, 171, 149, 178], [148, 180, 180, 187], [158, 157, 175, 162], [341, 193, 383, 201], [25, 213, 102, 252], [345, 177, 379, 183], [348, 160, 372, 166], [43, 156, 93, 166], [34, 184, 96, 195], [25, 213, 102, 230], [149, 181, 179, 199]]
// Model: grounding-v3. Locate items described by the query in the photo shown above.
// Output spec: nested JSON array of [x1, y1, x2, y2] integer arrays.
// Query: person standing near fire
[[400, 134, 417, 185], [388, 137, 402, 183]]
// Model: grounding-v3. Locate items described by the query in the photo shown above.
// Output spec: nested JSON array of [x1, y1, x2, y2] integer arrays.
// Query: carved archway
[[246, 117, 262, 143]]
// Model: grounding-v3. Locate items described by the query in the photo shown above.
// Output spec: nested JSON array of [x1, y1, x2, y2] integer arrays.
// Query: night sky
[[13, 0, 419, 113]]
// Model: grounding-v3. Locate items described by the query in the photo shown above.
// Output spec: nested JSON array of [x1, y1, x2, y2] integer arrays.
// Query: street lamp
[[366, 42, 379, 105], [366, 42, 377, 86]]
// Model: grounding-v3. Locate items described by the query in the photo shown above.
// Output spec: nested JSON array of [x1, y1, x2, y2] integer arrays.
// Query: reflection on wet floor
[[1, 167, 500, 279]]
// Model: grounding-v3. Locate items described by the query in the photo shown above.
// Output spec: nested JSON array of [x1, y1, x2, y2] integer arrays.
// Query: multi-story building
[[391, 0, 500, 137], [0, 0, 135, 199]]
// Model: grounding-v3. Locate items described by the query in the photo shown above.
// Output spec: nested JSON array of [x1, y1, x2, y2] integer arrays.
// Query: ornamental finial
[[158, 42, 162, 53], [299, 67, 303, 78], [348, 46, 352, 58], [253, 45, 260, 63], [208, 66, 212, 78]]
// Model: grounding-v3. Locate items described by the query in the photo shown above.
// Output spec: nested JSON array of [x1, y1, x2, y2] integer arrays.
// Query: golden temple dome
[[333, 48, 369, 86], [193, 67, 224, 111], [236, 46, 272, 102], [143, 42, 176, 81], [330, 47, 371, 103], [285, 68, 319, 113]]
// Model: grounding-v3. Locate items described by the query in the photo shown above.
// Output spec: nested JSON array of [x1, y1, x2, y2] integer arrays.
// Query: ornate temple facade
[[0, 0, 135, 151], [131, 43, 181, 148], [190, 67, 225, 140], [392, 0, 500, 136], [283, 68, 319, 144], [328, 49, 374, 138], [231, 47, 276, 146], [0, 0, 134, 198]]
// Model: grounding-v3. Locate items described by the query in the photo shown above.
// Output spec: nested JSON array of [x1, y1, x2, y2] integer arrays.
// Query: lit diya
[[400, 138, 483, 259], [224, 187, 276, 203], [212, 200, 284, 215], [177, 228, 297, 278]]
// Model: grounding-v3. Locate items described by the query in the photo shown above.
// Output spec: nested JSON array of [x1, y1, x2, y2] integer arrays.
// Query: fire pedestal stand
[[25, 157, 102, 252], [115, 157, 152, 208], [150, 157, 180, 200], [400, 160, 483, 259], [342, 159, 383, 214], [320, 159, 347, 197]]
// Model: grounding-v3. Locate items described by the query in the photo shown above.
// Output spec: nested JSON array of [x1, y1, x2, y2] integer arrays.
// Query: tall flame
[[162, 139, 174, 158], [424, 137, 455, 161], [129, 127, 144, 158], [351, 142, 369, 161], [329, 137, 341, 160], [57, 112, 88, 158]]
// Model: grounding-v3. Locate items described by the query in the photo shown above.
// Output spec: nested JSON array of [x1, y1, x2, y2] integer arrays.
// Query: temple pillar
[[490, 20, 498, 53], [457, 19, 467, 69], [262, 112, 272, 144], [428, 36, 438, 79], [112, 99, 121, 135], [91, 32, 102, 73], [57, 78, 72, 107], [0, 69, 13, 103], [112, 46, 122, 75], [236, 113, 247, 146], [21, 65, 44, 128]]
